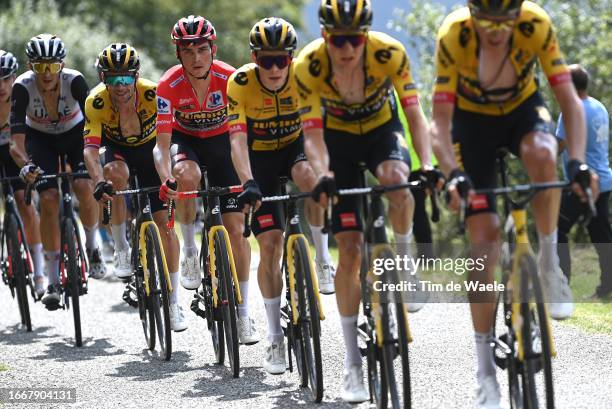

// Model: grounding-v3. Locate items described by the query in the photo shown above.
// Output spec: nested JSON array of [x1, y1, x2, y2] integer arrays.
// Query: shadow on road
[[0, 325, 55, 345], [270, 387, 355, 408], [108, 300, 135, 314], [109, 351, 197, 381], [30, 337, 125, 362], [184, 365, 290, 401]]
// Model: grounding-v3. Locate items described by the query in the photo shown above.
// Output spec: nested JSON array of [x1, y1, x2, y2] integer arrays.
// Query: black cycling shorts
[[249, 137, 307, 236], [325, 117, 411, 234], [170, 130, 240, 214], [0, 144, 25, 191], [26, 122, 90, 192], [452, 91, 554, 217], [100, 139, 165, 213]]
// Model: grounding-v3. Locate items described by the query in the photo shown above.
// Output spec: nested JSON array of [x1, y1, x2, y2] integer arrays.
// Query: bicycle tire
[[62, 218, 82, 347], [214, 230, 239, 378], [201, 231, 225, 365], [391, 268, 412, 409], [133, 242, 155, 350], [293, 236, 323, 402], [6, 213, 32, 332], [144, 224, 172, 361], [519, 254, 554, 409]]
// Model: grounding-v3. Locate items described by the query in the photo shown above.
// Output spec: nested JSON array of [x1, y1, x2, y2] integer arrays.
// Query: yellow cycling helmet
[[97, 43, 140, 74], [319, 0, 373, 31], [468, 0, 524, 17], [249, 17, 298, 53]]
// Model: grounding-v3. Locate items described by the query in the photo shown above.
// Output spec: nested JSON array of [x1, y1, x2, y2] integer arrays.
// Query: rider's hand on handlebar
[[445, 168, 474, 212], [93, 181, 114, 203], [311, 175, 338, 208], [567, 159, 599, 203], [159, 178, 178, 202], [19, 162, 42, 184], [419, 166, 445, 195], [237, 179, 262, 213]]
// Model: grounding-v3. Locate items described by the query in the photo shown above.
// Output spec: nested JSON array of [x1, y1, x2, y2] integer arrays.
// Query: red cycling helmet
[[171, 15, 217, 45]]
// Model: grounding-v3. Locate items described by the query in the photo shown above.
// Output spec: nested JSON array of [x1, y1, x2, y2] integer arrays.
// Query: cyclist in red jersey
[[153, 15, 256, 339]]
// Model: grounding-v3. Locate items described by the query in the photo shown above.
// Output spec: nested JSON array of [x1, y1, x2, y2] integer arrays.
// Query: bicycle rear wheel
[[213, 230, 239, 378], [62, 218, 82, 347], [292, 236, 323, 402], [144, 224, 172, 361], [519, 254, 554, 409], [5, 213, 32, 332]]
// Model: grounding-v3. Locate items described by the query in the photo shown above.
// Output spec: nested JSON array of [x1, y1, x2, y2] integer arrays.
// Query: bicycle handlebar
[[24, 171, 89, 206]]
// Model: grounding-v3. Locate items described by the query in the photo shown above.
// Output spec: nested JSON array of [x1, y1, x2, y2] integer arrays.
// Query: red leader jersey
[[156, 61, 235, 138]]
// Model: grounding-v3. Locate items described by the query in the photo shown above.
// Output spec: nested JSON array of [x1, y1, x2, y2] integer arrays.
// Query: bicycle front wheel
[[519, 254, 555, 409], [5, 213, 32, 332], [144, 224, 172, 361], [213, 229, 239, 377], [62, 218, 82, 347], [132, 243, 155, 350], [292, 236, 323, 402]]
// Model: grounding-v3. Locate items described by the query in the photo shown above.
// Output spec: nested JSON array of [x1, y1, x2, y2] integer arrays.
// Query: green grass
[[0, 363, 9, 371]]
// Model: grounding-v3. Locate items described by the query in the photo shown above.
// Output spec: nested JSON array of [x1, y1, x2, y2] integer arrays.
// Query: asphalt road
[[1, 255, 611, 409]]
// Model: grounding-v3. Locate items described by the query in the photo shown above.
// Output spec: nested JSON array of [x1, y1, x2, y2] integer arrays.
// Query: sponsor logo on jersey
[[157, 96, 171, 114], [340, 213, 357, 228], [212, 71, 228, 80], [207, 91, 224, 109], [169, 75, 184, 88], [258, 214, 274, 228]]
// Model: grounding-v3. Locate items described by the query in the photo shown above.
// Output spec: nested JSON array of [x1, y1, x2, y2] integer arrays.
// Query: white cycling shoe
[[474, 375, 502, 409], [238, 316, 260, 345], [263, 340, 286, 375], [113, 248, 132, 280], [540, 262, 574, 320], [169, 303, 187, 332], [341, 364, 369, 403], [180, 254, 201, 290]]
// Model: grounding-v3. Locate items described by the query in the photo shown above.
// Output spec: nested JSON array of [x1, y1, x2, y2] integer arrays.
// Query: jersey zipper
[[274, 91, 281, 150]]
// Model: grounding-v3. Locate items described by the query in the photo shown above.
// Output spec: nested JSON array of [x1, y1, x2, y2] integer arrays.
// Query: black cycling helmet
[[0, 50, 18, 79], [97, 43, 140, 74], [25, 34, 67, 61], [249, 17, 298, 53], [468, 0, 524, 16], [319, 0, 373, 31]]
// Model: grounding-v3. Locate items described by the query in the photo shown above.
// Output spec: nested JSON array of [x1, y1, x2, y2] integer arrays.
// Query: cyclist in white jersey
[[9, 34, 105, 307]]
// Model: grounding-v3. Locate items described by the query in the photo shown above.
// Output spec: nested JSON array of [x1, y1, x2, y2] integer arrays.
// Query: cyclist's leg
[[453, 107, 502, 405], [27, 129, 61, 289], [586, 191, 612, 296], [409, 170, 434, 259], [516, 94, 573, 317], [289, 142, 334, 292]]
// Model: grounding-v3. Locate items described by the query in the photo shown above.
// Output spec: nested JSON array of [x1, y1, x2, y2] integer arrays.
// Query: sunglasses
[[31, 62, 62, 74], [472, 15, 517, 32], [328, 33, 366, 48], [256, 55, 292, 70], [105, 75, 136, 86]]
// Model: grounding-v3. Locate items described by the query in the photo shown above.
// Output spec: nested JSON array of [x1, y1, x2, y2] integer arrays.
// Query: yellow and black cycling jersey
[[293, 31, 419, 135], [227, 63, 302, 151], [83, 78, 158, 148], [433, 1, 570, 116]]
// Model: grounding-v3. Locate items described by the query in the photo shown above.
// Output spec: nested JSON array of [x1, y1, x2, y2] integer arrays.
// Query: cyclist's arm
[[9, 83, 30, 168], [82, 101, 104, 185], [403, 104, 431, 168], [227, 75, 254, 184], [303, 127, 331, 178], [71, 75, 90, 114], [552, 82, 585, 162], [154, 86, 174, 183], [430, 102, 456, 176]]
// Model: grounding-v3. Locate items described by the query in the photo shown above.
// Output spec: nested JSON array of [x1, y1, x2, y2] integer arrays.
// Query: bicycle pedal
[[359, 346, 368, 357], [122, 289, 138, 308], [45, 302, 62, 311]]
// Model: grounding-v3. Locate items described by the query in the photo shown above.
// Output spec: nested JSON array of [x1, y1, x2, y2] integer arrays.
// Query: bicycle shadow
[[108, 300, 136, 314], [108, 350, 197, 382], [270, 388, 357, 409], [30, 337, 125, 362], [183, 365, 290, 401], [0, 325, 56, 345]]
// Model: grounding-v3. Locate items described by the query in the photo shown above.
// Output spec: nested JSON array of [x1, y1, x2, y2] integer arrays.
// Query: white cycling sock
[[238, 281, 249, 318], [44, 251, 60, 285], [475, 330, 496, 381], [31, 243, 44, 278], [394, 228, 414, 260], [538, 229, 559, 273], [84, 223, 99, 250], [263, 296, 283, 344], [180, 223, 197, 257], [340, 314, 362, 368], [310, 225, 331, 264], [111, 223, 129, 252], [169, 271, 179, 304]]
